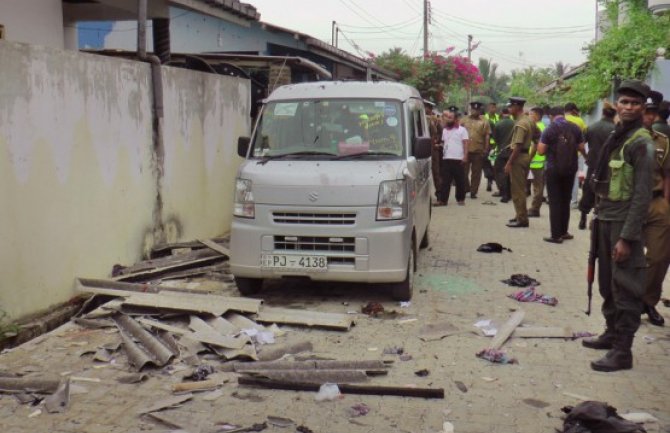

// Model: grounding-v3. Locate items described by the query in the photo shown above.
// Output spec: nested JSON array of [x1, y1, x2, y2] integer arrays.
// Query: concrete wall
[[0, 41, 249, 321], [0, 0, 65, 49]]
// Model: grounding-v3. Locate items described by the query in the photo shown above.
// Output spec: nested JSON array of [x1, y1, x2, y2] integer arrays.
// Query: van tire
[[419, 225, 429, 249], [235, 277, 263, 296], [391, 242, 415, 301]]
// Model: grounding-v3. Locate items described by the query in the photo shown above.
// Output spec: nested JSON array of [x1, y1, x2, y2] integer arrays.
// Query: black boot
[[582, 332, 615, 350], [578, 212, 587, 230], [645, 304, 665, 327], [590, 335, 633, 372], [486, 180, 492, 192]]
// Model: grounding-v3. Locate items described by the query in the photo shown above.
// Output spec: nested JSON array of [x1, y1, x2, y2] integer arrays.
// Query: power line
[[431, 8, 592, 31], [337, 16, 421, 30]]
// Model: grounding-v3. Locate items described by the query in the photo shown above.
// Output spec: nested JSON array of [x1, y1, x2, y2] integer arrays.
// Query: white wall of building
[[0, 40, 249, 321], [0, 0, 65, 49]]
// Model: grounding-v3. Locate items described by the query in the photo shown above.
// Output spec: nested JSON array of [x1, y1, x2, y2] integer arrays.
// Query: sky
[[249, 0, 599, 73]]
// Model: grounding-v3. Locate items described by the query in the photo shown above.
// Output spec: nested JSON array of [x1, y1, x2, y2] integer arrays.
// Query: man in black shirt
[[578, 103, 617, 229]]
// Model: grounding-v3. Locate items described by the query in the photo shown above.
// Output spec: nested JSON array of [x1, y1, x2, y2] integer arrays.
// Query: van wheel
[[391, 242, 415, 301], [235, 277, 263, 296], [419, 225, 429, 249]]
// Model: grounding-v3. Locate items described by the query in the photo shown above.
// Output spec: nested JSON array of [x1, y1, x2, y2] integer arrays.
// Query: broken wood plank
[[172, 379, 221, 393], [232, 360, 391, 373], [137, 393, 193, 414], [487, 310, 525, 350], [77, 278, 220, 299], [255, 307, 353, 331], [150, 236, 228, 258], [113, 256, 226, 283], [248, 369, 369, 383], [157, 263, 231, 281], [512, 326, 573, 338], [119, 247, 220, 276], [238, 376, 444, 399], [257, 341, 313, 362], [121, 291, 261, 316], [199, 239, 231, 258], [0, 377, 61, 394]]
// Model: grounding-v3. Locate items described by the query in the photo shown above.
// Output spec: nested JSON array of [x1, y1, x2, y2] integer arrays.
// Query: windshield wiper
[[333, 151, 400, 160], [257, 151, 337, 165]]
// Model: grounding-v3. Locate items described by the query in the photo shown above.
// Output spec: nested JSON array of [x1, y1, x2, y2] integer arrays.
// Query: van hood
[[240, 160, 404, 206]]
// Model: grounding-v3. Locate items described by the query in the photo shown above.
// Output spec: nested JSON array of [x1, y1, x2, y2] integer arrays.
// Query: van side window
[[413, 110, 424, 138]]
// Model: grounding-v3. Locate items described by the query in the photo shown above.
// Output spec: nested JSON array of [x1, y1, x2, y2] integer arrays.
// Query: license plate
[[261, 254, 328, 271]]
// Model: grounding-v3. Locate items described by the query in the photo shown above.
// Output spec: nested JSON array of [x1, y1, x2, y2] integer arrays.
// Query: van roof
[[267, 81, 422, 102]]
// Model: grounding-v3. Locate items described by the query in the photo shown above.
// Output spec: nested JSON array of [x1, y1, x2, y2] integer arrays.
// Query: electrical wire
[[431, 8, 592, 31]]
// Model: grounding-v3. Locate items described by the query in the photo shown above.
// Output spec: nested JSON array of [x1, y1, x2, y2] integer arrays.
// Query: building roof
[[266, 81, 420, 102], [194, 0, 260, 21]]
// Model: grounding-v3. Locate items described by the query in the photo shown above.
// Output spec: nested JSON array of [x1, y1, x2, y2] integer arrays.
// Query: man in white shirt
[[436, 110, 469, 206]]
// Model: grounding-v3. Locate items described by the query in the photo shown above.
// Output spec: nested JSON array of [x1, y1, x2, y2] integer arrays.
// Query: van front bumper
[[230, 205, 411, 283]]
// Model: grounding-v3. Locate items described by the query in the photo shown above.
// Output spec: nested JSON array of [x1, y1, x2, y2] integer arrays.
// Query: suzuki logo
[[308, 191, 319, 202]]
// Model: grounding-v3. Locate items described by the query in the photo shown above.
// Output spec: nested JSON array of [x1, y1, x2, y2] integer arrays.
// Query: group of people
[[426, 80, 670, 372]]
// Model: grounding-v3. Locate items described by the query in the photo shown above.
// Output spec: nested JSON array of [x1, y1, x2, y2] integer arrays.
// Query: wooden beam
[[487, 310, 525, 350], [255, 307, 353, 331], [238, 377, 444, 399], [198, 239, 231, 258]]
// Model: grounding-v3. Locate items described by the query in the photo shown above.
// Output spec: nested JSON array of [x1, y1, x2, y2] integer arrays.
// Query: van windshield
[[251, 99, 404, 160]]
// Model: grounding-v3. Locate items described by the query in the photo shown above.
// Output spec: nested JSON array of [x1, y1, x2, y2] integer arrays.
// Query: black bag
[[555, 123, 580, 175]]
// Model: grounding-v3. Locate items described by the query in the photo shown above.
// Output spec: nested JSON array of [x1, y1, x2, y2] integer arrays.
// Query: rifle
[[586, 215, 599, 316]]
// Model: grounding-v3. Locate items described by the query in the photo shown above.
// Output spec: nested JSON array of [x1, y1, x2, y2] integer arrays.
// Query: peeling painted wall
[[0, 41, 249, 320]]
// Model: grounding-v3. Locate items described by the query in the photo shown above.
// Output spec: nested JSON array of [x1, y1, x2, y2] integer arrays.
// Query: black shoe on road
[[506, 221, 529, 228], [543, 237, 563, 244], [578, 213, 587, 230], [645, 305, 665, 327]]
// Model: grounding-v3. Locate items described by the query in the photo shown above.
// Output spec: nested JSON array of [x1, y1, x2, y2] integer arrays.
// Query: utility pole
[[423, 0, 429, 57], [467, 34, 473, 106], [331, 21, 337, 46]]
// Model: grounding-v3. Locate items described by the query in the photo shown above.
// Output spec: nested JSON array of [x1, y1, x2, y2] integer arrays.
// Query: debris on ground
[[184, 364, 215, 381], [315, 383, 342, 401], [361, 302, 385, 317], [476, 349, 517, 364], [454, 380, 467, 393], [513, 326, 574, 338], [383, 346, 404, 355], [414, 369, 430, 377], [508, 287, 558, 306], [399, 301, 411, 308], [43, 379, 70, 413], [418, 321, 460, 341], [501, 274, 541, 287], [560, 401, 646, 433], [476, 242, 512, 253], [237, 376, 445, 399], [522, 398, 549, 409], [350, 402, 370, 417], [473, 319, 498, 337], [267, 415, 295, 428], [571, 331, 597, 340]]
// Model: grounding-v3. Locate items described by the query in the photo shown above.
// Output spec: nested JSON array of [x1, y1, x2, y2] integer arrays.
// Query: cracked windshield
[[252, 99, 404, 158]]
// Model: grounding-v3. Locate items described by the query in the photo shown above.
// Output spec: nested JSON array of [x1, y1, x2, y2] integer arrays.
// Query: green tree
[[506, 67, 557, 106], [474, 58, 509, 104], [558, 0, 670, 111], [374, 48, 483, 104]]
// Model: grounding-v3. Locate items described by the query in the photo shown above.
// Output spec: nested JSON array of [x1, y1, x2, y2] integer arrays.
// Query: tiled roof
[[200, 0, 260, 21]]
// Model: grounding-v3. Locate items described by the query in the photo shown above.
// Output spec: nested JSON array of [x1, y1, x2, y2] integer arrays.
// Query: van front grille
[[274, 236, 356, 253], [272, 212, 356, 225]]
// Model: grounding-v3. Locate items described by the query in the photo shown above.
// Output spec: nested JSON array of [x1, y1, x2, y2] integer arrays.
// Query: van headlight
[[234, 178, 255, 218], [376, 180, 407, 220]]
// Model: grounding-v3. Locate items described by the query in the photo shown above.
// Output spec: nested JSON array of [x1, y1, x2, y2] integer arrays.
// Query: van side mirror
[[237, 136, 251, 158], [413, 137, 432, 159]]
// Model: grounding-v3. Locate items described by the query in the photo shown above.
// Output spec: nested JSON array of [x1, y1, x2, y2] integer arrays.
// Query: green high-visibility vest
[[529, 121, 546, 169]]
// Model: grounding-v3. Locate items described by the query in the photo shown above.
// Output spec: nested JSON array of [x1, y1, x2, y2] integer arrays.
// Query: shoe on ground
[[561, 233, 574, 240], [457, 201, 465, 206], [528, 210, 540, 218], [543, 236, 563, 244], [645, 304, 665, 326], [578, 214, 587, 230], [492, 191, 501, 197], [590, 350, 633, 372], [506, 221, 529, 228], [582, 333, 615, 350], [508, 218, 517, 223], [486, 185, 492, 192], [470, 193, 477, 199], [433, 201, 446, 207], [500, 197, 510, 203]]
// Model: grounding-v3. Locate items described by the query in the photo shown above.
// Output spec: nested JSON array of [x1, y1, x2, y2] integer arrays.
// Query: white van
[[230, 81, 432, 300]]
